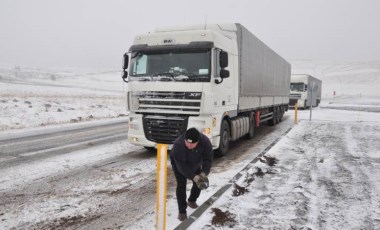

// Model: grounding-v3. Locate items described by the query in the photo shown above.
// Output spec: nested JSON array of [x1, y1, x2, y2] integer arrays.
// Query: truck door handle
[[222, 101, 225, 105]]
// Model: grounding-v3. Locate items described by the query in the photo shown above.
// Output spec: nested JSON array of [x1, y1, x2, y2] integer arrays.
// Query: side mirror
[[215, 69, 230, 84], [220, 69, 229, 78], [219, 51, 228, 68], [122, 53, 129, 83], [122, 71, 128, 83], [123, 53, 129, 69]]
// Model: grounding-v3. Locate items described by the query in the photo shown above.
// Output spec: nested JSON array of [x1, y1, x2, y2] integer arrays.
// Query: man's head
[[184, 128, 200, 149]]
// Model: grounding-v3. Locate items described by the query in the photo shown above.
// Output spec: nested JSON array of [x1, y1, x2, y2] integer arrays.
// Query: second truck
[[122, 23, 291, 155], [289, 74, 322, 109]]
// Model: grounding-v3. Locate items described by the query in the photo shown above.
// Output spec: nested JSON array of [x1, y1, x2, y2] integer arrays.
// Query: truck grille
[[143, 115, 188, 144], [290, 93, 301, 99], [131, 91, 202, 115]]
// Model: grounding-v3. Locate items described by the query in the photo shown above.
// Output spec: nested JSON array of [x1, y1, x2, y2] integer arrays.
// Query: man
[[170, 127, 213, 221]]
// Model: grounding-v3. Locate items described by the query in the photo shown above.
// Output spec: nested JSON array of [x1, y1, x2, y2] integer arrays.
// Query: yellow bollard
[[156, 144, 168, 230], [294, 101, 298, 124]]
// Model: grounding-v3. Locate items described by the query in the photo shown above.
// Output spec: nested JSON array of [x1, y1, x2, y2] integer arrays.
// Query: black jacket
[[170, 132, 213, 180]]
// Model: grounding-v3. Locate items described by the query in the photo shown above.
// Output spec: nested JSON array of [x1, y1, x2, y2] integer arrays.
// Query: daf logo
[[163, 39, 174, 44]]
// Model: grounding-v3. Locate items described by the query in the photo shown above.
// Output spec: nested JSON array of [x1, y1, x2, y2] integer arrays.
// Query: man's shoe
[[187, 201, 199, 209], [178, 213, 187, 221]]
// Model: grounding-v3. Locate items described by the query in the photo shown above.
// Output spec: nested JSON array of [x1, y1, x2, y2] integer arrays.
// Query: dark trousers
[[174, 171, 201, 214]]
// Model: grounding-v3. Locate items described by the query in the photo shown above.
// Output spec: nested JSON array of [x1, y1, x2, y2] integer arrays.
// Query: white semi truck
[[289, 74, 322, 109], [122, 23, 291, 155]]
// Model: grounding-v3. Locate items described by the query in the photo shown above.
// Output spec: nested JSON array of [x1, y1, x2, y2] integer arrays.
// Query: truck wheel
[[246, 113, 255, 139], [279, 106, 283, 122], [276, 107, 281, 123], [144, 147, 156, 152], [268, 108, 277, 126], [216, 120, 230, 156]]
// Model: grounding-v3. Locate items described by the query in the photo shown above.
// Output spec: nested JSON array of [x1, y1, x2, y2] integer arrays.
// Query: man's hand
[[193, 172, 209, 190]]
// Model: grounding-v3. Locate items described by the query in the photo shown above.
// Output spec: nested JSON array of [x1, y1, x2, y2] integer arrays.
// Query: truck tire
[[276, 107, 281, 124], [268, 107, 277, 126], [246, 113, 255, 139], [144, 147, 156, 152], [216, 120, 230, 156]]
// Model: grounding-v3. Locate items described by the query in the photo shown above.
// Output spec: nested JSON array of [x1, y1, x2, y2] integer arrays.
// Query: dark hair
[[185, 128, 200, 143]]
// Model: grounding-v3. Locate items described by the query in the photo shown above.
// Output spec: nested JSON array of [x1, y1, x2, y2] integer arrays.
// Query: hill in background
[[292, 60, 380, 104]]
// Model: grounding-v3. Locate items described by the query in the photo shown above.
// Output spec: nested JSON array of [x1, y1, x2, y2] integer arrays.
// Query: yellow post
[[294, 101, 298, 124], [156, 144, 168, 230]]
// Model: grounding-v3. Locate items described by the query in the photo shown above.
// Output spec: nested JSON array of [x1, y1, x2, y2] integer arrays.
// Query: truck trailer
[[122, 23, 291, 155], [289, 74, 322, 109]]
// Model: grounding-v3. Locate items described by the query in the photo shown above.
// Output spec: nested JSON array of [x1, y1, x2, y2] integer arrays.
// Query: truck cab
[[122, 25, 236, 153]]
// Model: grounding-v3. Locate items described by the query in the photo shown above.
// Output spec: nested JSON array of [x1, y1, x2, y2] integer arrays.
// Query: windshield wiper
[[152, 72, 177, 81], [176, 72, 200, 81], [131, 76, 153, 81], [182, 72, 210, 82], [150, 72, 208, 82]]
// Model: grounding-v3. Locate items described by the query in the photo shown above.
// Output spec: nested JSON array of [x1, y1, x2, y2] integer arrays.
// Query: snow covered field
[[1, 62, 380, 229], [185, 109, 380, 229], [0, 65, 127, 131]]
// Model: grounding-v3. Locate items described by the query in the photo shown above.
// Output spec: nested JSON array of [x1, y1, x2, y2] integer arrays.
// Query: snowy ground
[[185, 109, 380, 229], [1, 62, 380, 229], [0, 65, 127, 131]]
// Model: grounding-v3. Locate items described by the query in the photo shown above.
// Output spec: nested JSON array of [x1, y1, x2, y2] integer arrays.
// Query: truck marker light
[[203, 128, 211, 135], [132, 137, 138, 142]]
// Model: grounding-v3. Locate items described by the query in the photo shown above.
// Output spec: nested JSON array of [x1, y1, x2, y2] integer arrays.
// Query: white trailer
[[122, 23, 291, 155], [289, 74, 322, 109]]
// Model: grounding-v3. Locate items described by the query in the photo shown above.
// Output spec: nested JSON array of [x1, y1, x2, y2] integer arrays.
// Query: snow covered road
[[188, 109, 380, 230], [1, 107, 379, 229], [0, 113, 294, 229], [0, 120, 128, 168]]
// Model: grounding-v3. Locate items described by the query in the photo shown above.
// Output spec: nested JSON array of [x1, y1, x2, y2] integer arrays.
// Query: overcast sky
[[1, 0, 379, 69]]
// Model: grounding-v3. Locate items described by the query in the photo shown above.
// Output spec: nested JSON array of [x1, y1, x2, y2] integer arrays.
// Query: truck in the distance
[[289, 74, 322, 109], [121, 23, 291, 155]]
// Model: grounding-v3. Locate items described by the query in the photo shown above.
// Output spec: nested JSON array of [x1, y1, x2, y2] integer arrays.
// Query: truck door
[[212, 49, 235, 113]]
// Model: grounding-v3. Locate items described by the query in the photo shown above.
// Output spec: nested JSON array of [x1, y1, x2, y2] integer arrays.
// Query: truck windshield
[[129, 49, 211, 82], [290, 83, 305, 92]]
